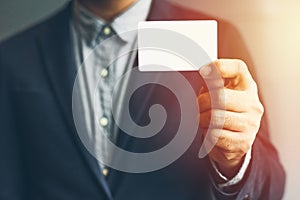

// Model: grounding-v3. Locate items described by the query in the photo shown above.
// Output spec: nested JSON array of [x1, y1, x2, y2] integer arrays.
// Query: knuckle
[[250, 81, 258, 92], [240, 140, 252, 154], [223, 152, 235, 161], [240, 120, 249, 132], [236, 114, 247, 131], [250, 98, 264, 116], [249, 106, 264, 129], [246, 117, 260, 133], [257, 102, 265, 115], [225, 113, 234, 129], [222, 136, 235, 152]]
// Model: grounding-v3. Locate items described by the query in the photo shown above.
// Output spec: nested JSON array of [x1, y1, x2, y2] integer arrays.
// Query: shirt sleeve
[[210, 147, 252, 189]]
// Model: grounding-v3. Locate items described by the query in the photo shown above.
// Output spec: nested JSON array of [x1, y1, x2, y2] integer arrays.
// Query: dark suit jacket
[[0, 1, 285, 199]]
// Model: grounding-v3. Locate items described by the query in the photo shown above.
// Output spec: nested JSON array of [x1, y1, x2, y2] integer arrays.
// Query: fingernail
[[200, 65, 211, 77]]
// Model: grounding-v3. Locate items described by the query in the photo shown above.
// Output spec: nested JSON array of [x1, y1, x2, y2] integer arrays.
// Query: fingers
[[199, 109, 257, 132], [199, 59, 257, 91], [209, 147, 246, 164], [197, 58, 263, 168], [203, 128, 254, 154], [198, 88, 252, 112]]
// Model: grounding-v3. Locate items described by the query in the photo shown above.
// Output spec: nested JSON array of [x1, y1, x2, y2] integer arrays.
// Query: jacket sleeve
[[209, 19, 286, 200], [0, 43, 25, 200]]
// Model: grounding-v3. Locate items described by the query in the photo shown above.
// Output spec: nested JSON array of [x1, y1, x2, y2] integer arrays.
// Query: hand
[[198, 59, 264, 178]]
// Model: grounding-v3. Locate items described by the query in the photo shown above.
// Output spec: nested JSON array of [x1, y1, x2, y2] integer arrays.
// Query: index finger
[[200, 59, 257, 91]]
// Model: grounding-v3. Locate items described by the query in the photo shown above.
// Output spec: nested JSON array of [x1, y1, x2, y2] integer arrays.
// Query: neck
[[78, 0, 137, 22]]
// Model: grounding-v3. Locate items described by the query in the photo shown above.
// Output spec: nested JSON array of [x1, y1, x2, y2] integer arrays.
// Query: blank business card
[[138, 20, 217, 71]]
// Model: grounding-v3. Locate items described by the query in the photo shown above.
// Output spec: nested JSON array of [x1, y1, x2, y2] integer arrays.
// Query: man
[[0, 0, 285, 199]]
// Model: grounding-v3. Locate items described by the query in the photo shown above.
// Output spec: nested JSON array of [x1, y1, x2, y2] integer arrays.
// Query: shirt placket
[[94, 25, 117, 166]]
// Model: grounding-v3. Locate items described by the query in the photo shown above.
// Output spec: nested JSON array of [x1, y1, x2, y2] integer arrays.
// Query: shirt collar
[[73, 0, 152, 47], [111, 0, 152, 42]]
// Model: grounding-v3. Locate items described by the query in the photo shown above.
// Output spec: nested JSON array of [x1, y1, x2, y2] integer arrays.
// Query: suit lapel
[[113, 0, 204, 157], [108, 0, 207, 189], [37, 3, 113, 199]]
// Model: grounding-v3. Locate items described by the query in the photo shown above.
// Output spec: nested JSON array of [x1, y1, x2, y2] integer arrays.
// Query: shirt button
[[102, 168, 109, 176], [100, 68, 108, 78], [103, 26, 111, 36], [99, 117, 108, 127]]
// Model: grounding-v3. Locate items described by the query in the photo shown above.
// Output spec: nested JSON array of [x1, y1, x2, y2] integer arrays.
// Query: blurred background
[[0, 0, 299, 199]]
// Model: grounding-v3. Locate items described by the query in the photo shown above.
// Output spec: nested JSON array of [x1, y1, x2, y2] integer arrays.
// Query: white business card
[[138, 20, 217, 71]]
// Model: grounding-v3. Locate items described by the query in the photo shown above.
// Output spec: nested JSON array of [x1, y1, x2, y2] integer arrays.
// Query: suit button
[[243, 194, 250, 200], [102, 168, 109, 177]]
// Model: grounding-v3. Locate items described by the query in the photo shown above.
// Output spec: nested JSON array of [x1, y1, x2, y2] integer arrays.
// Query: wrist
[[214, 157, 245, 179]]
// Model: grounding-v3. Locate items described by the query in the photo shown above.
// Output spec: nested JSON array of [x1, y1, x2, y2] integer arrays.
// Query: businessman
[[0, 0, 285, 199]]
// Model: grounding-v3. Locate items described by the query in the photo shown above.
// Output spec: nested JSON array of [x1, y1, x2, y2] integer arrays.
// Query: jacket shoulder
[[0, 2, 72, 52]]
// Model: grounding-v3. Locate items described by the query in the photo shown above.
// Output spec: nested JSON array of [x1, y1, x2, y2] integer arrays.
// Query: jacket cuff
[[210, 147, 252, 188], [209, 148, 252, 199]]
